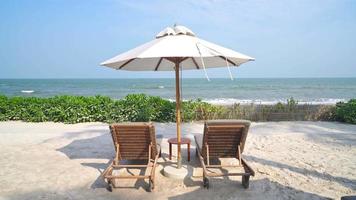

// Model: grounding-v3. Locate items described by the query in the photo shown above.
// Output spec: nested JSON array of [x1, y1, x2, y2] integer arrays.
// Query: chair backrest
[[109, 123, 158, 160], [202, 120, 251, 159]]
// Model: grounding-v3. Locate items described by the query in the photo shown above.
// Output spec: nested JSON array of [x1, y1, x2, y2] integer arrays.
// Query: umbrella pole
[[175, 61, 182, 169]]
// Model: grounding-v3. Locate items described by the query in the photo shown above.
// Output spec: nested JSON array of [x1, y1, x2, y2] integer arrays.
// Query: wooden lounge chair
[[194, 120, 255, 189], [102, 123, 161, 192]]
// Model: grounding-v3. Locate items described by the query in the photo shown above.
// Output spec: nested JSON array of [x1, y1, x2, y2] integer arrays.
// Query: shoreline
[[185, 98, 346, 106], [4, 92, 348, 106]]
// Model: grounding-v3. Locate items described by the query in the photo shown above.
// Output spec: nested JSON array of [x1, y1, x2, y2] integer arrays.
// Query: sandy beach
[[0, 121, 355, 200]]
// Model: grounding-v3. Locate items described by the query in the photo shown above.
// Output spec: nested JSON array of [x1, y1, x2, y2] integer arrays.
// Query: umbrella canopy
[[101, 25, 254, 168], [101, 25, 254, 71]]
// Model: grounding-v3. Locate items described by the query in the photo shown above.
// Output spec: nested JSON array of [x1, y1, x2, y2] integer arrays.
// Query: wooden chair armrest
[[194, 135, 202, 153], [241, 158, 255, 176]]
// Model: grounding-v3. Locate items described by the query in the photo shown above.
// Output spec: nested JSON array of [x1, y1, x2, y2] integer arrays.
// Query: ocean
[[0, 78, 355, 105]]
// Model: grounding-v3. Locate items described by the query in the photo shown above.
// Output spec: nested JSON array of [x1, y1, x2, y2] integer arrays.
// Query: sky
[[0, 0, 355, 79]]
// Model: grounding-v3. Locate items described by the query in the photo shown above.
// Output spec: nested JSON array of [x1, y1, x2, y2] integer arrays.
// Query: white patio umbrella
[[101, 25, 254, 168]]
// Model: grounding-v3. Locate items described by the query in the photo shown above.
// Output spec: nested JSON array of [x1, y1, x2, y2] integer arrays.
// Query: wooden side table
[[168, 137, 191, 161]]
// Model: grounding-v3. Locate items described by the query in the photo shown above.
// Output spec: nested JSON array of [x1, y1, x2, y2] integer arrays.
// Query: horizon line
[[1, 77, 356, 80]]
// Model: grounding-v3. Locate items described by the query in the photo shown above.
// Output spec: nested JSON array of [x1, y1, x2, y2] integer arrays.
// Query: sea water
[[0, 78, 355, 105]]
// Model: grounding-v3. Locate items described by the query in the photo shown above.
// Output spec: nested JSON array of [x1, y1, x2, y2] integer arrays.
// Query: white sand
[[0, 121, 355, 200]]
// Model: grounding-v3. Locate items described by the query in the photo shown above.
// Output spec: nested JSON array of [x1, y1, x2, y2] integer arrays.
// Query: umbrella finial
[[156, 27, 176, 38], [156, 24, 196, 38], [173, 25, 196, 37]]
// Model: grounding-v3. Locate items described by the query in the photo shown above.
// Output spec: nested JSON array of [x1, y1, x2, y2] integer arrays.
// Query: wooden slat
[[207, 132, 241, 135], [208, 135, 239, 138], [105, 175, 149, 179], [117, 132, 148, 135], [117, 134, 149, 137], [118, 136, 150, 140], [120, 150, 148, 153], [118, 142, 149, 146], [206, 141, 237, 145], [120, 150, 148, 154], [207, 136, 240, 140], [209, 154, 235, 158], [120, 152, 148, 155], [120, 147, 148, 151], [207, 140, 239, 144], [207, 130, 241, 133], [117, 137, 149, 140], [113, 164, 150, 168], [117, 127, 149, 130], [209, 148, 237, 152], [120, 154, 148, 158], [116, 130, 148, 132], [207, 138, 240, 141], [116, 130, 149, 133], [116, 134, 148, 137], [115, 141, 148, 144], [206, 164, 243, 168], [207, 141, 238, 144], [206, 143, 238, 147], [207, 129, 242, 133], [207, 132, 240, 136], [207, 135, 240, 139], [119, 147, 148, 151], [117, 141, 149, 144], [116, 128, 149, 131], [117, 137, 150, 140], [209, 151, 236, 155], [206, 172, 248, 177], [207, 125, 245, 128], [118, 136, 149, 138], [209, 148, 236, 152]]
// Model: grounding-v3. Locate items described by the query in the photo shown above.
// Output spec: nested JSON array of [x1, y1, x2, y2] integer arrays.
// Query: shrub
[[118, 94, 175, 122], [0, 94, 354, 124], [0, 94, 183, 123], [310, 105, 336, 121], [334, 99, 356, 124], [182, 99, 226, 121]]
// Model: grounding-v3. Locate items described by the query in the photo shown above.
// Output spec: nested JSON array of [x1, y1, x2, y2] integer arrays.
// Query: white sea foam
[[158, 86, 165, 89], [167, 98, 346, 105], [21, 90, 34, 94], [203, 98, 346, 105]]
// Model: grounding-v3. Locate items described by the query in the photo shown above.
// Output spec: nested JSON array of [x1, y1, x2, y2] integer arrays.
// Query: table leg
[[187, 143, 190, 162], [169, 143, 172, 160]]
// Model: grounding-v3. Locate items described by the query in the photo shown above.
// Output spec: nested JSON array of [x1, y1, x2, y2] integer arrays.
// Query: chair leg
[[169, 143, 172, 160], [203, 176, 210, 189], [151, 167, 156, 191], [148, 178, 154, 192], [187, 143, 190, 162], [107, 179, 113, 192], [242, 175, 250, 189]]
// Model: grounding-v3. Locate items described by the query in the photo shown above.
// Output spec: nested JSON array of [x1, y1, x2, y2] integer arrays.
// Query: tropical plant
[[334, 99, 356, 124]]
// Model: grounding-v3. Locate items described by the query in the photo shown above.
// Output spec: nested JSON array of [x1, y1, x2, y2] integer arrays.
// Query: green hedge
[[0, 94, 223, 123], [0, 94, 354, 124], [334, 99, 356, 124]]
